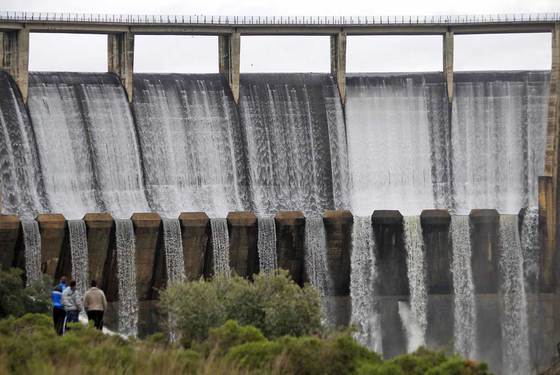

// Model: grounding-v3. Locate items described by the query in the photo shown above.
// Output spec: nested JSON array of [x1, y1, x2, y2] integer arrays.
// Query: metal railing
[[0, 11, 559, 25]]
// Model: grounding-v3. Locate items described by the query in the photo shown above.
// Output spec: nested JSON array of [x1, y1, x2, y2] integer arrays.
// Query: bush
[[160, 270, 322, 346], [0, 268, 51, 318]]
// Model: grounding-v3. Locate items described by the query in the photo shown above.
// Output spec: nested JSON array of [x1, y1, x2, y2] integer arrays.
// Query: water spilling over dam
[[0, 68, 554, 374]]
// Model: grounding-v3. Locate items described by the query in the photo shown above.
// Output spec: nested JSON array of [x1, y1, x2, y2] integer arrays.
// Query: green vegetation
[[160, 270, 322, 346], [0, 268, 51, 319], [0, 314, 491, 375]]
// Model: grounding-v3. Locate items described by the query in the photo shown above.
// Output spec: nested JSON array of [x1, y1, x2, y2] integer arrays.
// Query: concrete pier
[[131, 213, 161, 300], [0, 215, 20, 269], [179, 212, 210, 280], [330, 31, 346, 103], [227, 211, 258, 277], [37, 214, 66, 278], [469, 209, 499, 293], [219, 32, 240, 103], [108, 32, 134, 102], [0, 28, 29, 102], [443, 30, 454, 102], [84, 213, 113, 290], [275, 211, 305, 286]]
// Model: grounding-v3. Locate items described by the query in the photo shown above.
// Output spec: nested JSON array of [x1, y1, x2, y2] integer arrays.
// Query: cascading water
[[115, 219, 138, 337], [452, 72, 548, 214], [257, 216, 277, 273], [345, 74, 447, 214], [68, 220, 89, 296], [211, 218, 230, 276], [350, 216, 382, 354], [21, 220, 42, 286], [27, 72, 148, 219], [402, 216, 427, 349], [499, 215, 530, 375], [304, 216, 332, 323], [398, 301, 424, 353], [133, 74, 248, 217], [162, 218, 186, 284], [239, 74, 348, 214], [0, 72, 46, 218], [521, 208, 540, 293], [450, 215, 477, 359]]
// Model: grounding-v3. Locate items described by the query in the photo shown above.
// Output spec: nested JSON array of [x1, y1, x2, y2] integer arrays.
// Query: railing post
[[0, 28, 29, 103], [541, 23, 560, 291], [218, 31, 241, 103], [443, 30, 454, 103], [107, 31, 134, 102], [330, 30, 346, 104]]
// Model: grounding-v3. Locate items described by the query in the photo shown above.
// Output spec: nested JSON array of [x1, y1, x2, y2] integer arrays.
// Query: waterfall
[[521, 207, 539, 293], [0, 72, 46, 218], [403, 216, 427, 348], [398, 301, 424, 353], [133, 74, 247, 217], [115, 219, 138, 337], [21, 220, 42, 286], [451, 72, 548, 214], [350, 216, 382, 353], [257, 216, 277, 273], [346, 74, 441, 215], [27, 72, 148, 219], [304, 216, 332, 322], [162, 218, 186, 284], [239, 74, 346, 214], [210, 218, 230, 276], [68, 220, 89, 296], [450, 215, 477, 358], [499, 215, 530, 375]]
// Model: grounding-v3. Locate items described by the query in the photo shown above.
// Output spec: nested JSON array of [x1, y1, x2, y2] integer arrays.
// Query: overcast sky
[[4, 0, 560, 73]]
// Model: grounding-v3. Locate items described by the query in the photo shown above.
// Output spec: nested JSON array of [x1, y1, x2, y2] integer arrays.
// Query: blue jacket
[[57, 282, 67, 291], [51, 290, 64, 309]]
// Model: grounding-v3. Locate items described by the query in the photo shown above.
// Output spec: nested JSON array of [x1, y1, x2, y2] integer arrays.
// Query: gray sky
[[4, 0, 559, 73]]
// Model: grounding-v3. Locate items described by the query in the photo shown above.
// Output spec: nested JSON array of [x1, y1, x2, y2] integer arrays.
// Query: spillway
[[21, 219, 42, 286], [0, 72, 46, 218], [115, 218, 138, 337], [211, 218, 231, 276], [27, 72, 148, 219], [239, 74, 349, 214], [257, 215, 277, 273], [133, 74, 248, 217], [162, 218, 186, 284], [68, 219, 89, 295]]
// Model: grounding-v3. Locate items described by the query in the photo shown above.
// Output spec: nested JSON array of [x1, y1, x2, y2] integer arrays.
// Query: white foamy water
[[133, 74, 247, 218], [403, 216, 427, 347], [521, 207, 540, 293], [211, 218, 230, 276], [346, 75, 436, 215], [450, 215, 477, 358], [350, 216, 382, 354], [398, 300, 424, 353], [115, 219, 138, 337], [257, 216, 277, 273], [499, 215, 530, 375], [22, 220, 42, 286], [68, 219, 89, 296], [162, 218, 186, 284]]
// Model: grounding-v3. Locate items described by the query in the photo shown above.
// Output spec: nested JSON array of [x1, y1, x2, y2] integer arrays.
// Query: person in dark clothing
[[51, 285, 65, 335], [84, 280, 107, 330]]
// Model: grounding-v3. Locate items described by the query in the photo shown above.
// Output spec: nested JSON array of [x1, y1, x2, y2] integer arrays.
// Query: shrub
[[0, 268, 51, 318], [160, 270, 322, 346]]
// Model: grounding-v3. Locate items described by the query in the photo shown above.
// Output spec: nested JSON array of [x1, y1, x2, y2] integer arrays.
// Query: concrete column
[[330, 31, 346, 104], [541, 23, 560, 292], [443, 30, 454, 103], [0, 28, 29, 102], [323, 210, 352, 327], [108, 32, 134, 102], [179, 212, 210, 280], [37, 214, 66, 278], [131, 213, 161, 301], [84, 213, 113, 289], [218, 32, 240, 103], [227, 212, 258, 277], [275, 211, 305, 286], [371, 210, 406, 359], [0, 215, 20, 269], [469, 209, 499, 293]]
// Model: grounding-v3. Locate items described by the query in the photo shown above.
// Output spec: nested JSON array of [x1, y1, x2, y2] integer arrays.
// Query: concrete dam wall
[[0, 69, 555, 374]]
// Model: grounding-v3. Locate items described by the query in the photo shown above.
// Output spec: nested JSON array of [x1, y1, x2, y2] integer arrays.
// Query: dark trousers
[[52, 307, 66, 335], [87, 310, 104, 330], [63, 310, 79, 334]]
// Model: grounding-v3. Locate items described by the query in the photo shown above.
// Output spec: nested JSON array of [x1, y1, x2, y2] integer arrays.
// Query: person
[[62, 280, 82, 332], [83, 280, 107, 330], [57, 276, 68, 292], [51, 285, 65, 335]]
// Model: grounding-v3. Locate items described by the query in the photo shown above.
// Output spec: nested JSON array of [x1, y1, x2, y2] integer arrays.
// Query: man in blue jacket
[[51, 285, 65, 335]]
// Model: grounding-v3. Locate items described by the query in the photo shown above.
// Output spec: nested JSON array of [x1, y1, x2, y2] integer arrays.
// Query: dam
[[0, 11, 559, 374]]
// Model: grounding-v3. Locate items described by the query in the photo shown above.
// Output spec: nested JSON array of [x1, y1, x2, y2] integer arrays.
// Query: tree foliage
[[0, 268, 51, 319]]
